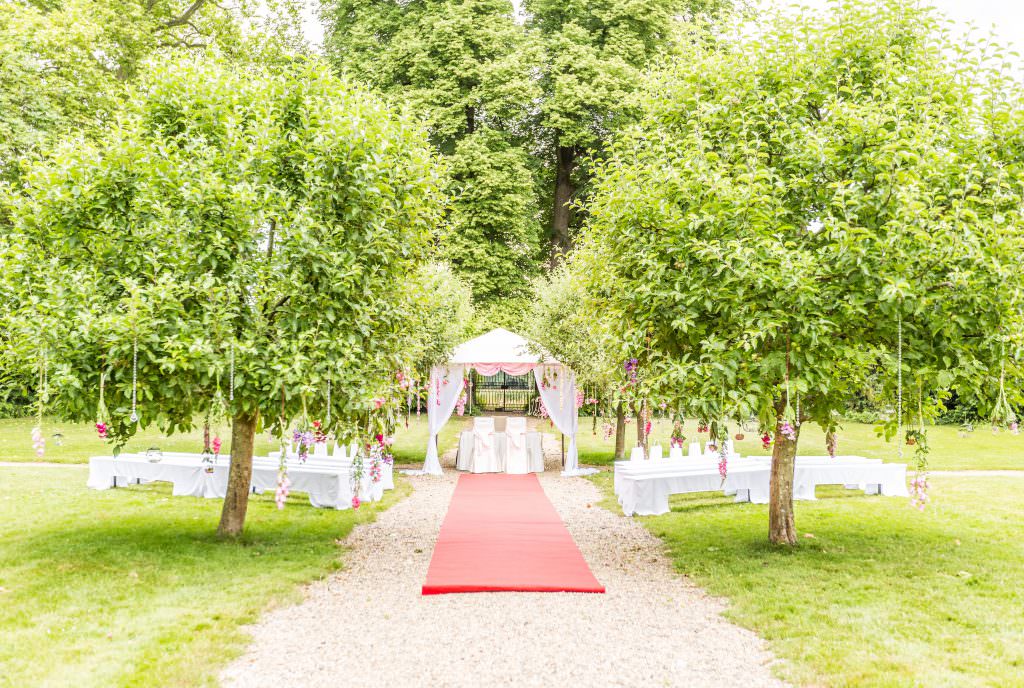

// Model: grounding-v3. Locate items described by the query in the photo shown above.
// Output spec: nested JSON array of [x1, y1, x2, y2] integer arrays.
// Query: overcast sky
[[299, 1, 1024, 53]]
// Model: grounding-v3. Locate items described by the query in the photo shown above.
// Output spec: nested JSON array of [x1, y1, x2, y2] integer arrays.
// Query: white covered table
[[614, 455, 909, 516], [456, 430, 543, 473], [88, 453, 384, 510]]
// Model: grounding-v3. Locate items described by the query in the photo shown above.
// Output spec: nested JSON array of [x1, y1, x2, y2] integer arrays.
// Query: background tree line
[[320, 0, 736, 326]]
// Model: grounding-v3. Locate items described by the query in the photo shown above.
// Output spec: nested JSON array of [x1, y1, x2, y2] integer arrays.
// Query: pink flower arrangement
[[96, 422, 108, 439], [211, 436, 222, 455], [31, 426, 45, 458], [1011, 421, 1020, 436], [718, 450, 728, 480], [910, 474, 930, 511], [697, 423, 709, 433], [275, 471, 291, 510], [575, 391, 584, 409], [644, 419, 652, 437], [780, 421, 797, 441], [352, 495, 361, 509], [601, 422, 615, 440], [372, 397, 385, 410], [761, 433, 772, 450]]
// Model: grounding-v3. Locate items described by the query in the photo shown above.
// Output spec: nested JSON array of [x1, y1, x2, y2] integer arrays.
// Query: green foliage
[[575, 0, 1024, 434], [445, 130, 544, 304], [403, 262, 476, 373], [526, 266, 617, 391], [0, 1, 305, 186], [322, 0, 544, 309], [2, 55, 445, 445], [323, 0, 540, 144]]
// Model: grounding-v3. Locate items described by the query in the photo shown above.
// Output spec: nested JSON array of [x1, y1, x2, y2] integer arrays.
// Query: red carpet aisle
[[422, 473, 605, 594]]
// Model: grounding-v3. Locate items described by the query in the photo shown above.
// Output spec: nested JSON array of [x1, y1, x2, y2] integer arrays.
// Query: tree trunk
[[551, 142, 576, 261], [217, 410, 259, 539], [768, 401, 799, 545], [614, 401, 626, 460], [202, 422, 211, 453]]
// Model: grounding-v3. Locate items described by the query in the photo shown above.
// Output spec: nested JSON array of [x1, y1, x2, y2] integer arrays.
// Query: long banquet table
[[87, 452, 388, 509], [614, 455, 909, 516]]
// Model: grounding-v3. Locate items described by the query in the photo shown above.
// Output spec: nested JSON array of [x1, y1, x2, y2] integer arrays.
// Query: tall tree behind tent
[[525, 0, 735, 260], [322, 0, 545, 324]]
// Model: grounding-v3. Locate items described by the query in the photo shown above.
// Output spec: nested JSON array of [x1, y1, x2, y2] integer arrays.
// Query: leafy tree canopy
[[2, 54, 446, 448], [0, 0, 305, 184], [572, 0, 1024, 537]]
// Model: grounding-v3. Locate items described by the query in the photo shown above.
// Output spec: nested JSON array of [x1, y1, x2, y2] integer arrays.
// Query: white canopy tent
[[413, 328, 596, 477]]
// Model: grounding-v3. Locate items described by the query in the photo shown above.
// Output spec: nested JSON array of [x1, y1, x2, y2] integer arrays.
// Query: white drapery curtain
[[533, 364, 596, 477], [418, 364, 465, 475]]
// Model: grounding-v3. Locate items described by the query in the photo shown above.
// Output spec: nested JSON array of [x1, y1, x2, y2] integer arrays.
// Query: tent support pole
[[561, 434, 565, 467]]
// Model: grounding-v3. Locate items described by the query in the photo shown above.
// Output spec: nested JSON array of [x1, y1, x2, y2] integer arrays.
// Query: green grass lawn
[[589, 471, 1024, 686], [573, 417, 1024, 471], [0, 465, 408, 688], [390, 415, 467, 465]]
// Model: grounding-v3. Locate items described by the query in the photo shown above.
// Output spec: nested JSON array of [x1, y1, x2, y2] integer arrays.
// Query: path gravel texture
[[221, 433, 787, 688]]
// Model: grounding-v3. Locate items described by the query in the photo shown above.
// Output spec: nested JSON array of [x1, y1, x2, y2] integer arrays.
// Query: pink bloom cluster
[[351, 495, 361, 509], [575, 391, 584, 409], [644, 420, 652, 437], [370, 458, 382, 483], [211, 436, 222, 455], [96, 422, 108, 439], [1011, 421, 1020, 436], [31, 426, 45, 458], [601, 422, 615, 440], [275, 471, 291, 510], [312, 420, 327, 444], [761, 433, 772, 450], [780, 421, 797, 441], [623, 358, 638, 384], [455, 390, 467, 416], [910, 474, 930, 511], [718, 452, 728, 480]]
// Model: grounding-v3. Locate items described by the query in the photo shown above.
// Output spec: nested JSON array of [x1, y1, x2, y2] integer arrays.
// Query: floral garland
[[670, 420, 686, 448], [350, 446, 365, 509]]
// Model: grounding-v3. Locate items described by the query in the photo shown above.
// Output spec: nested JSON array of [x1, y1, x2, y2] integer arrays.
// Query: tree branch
[[161, 0, 208, 29]]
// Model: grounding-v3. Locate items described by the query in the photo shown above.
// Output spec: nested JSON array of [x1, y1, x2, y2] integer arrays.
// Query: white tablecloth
[[614, 455, 909, 516], [87, 453, 386, 510], [456, 431, 543, 473]]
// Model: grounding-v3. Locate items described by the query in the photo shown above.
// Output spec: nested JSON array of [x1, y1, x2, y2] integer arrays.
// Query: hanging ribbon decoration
[[897, 310, 903, 463], [32, 347, 48, 458]]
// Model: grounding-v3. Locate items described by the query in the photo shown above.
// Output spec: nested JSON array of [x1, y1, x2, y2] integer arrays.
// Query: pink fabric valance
[[467, 362, 537, 377]]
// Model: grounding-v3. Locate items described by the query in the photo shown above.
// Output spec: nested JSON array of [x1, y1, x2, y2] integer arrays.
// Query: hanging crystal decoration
[[129, 333, 139, 424]]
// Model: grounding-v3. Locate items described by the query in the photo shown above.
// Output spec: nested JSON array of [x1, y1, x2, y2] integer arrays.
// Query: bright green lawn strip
[[0, 466, 409, 688], [573, 418, 1024, 471], [589, 471, 1024, 686]]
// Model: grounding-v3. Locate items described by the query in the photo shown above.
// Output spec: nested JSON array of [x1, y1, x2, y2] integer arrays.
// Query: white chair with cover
[[505, 417, 529, 474], [470, 417, 499, 473], [649, 444, 664, 461]]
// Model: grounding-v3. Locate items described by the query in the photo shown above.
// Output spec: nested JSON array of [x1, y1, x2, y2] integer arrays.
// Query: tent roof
[[449, 328, 558, 365]]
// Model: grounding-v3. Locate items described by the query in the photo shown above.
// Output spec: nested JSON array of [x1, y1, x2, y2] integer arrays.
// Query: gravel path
[[220, 435, 786, 688]]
